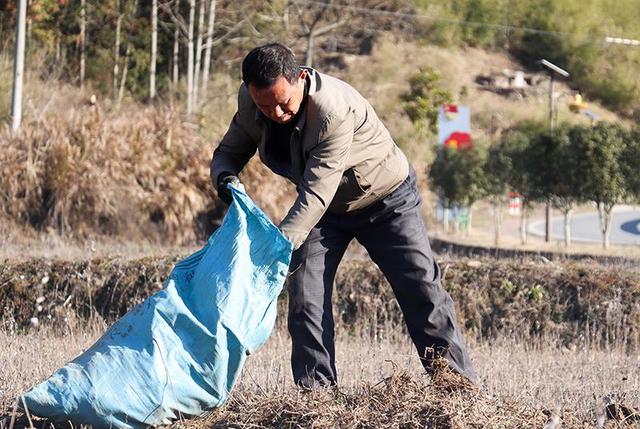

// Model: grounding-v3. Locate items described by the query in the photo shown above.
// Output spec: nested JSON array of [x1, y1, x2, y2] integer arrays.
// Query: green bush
[[401, 67, 453, 134]]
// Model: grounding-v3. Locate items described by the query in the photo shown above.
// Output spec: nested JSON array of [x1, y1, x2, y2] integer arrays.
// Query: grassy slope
[[336, 34, 623, 157], [330, 35, 634, 257]]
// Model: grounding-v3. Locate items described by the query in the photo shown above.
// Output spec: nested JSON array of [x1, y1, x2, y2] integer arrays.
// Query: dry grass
[[0, 103, 214, 243], [0, 47, 295, 246], [1, 326, 639, 428], [0, 103, 294, 247]]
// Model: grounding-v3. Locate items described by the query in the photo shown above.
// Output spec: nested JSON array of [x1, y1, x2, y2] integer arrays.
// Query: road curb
[[430, 236, 639, 265]]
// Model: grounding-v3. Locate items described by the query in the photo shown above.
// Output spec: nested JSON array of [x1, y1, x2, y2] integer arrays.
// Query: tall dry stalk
[[0, 103, 293, 244]]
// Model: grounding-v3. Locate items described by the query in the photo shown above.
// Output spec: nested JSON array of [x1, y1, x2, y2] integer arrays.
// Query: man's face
[[248, 69, 307, 124]]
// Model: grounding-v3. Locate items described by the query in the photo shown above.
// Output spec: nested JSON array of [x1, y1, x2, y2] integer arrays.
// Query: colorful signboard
[[438, 104, 472, 149]]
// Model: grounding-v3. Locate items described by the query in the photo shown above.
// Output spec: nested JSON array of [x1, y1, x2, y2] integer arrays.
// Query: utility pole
[[11, 0, 27, 132], [540, 59, 570, 243]]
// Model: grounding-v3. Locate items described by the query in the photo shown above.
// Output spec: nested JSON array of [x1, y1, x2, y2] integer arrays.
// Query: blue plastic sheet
[[21, 185, 292, 428]]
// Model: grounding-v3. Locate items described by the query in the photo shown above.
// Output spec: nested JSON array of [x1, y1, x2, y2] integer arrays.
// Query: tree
[[192, 0, 205, 107], [150, 0, 157, 100], [80, 0, 86, 88], [570, 122, 627, 249], [275, 0, 410, 68], [200, 0, 216, 102], [117, 0, 139, 108], [187, 0, 195, 115], [113, 0, 123, 99], [621, 127, 640, 203], [160, 0, 255, 112], [483, 142, 511, 246], [525, 125, 590, 247], [498, 121, 545, 244], [429, 145, 486, 233], [172, 0, 180, 88], [11, 0, 27, 131], [291, 0, 347, 67], [547, 127, 585, 247], [401, 67, 453, 135]]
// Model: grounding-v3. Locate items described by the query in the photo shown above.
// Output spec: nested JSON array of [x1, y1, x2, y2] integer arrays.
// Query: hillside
[[334, 35, 624, 160], [0, 33, 632, 250]]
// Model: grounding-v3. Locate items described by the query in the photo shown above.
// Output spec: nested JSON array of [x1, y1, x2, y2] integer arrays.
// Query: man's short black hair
[[242, 43, 299, 89]]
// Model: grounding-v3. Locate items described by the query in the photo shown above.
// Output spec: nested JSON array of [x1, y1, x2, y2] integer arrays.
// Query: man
[[211, 43, 477, 387]]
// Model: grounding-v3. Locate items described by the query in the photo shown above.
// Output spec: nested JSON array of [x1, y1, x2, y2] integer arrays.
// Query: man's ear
[[298, 68, 308, 81]]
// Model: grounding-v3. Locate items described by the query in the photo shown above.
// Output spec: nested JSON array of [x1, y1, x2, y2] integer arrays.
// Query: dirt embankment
[[2, 256, 639, 347]]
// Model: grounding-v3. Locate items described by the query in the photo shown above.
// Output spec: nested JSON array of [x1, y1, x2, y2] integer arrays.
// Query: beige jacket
[[210, 68, 409, 248]]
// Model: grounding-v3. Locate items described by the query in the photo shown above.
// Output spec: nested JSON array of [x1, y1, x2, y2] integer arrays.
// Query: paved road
[[529, 208, 640, 245]]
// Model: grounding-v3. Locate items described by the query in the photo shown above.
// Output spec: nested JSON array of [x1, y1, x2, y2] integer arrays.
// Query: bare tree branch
[[312, 19, 347, 38]]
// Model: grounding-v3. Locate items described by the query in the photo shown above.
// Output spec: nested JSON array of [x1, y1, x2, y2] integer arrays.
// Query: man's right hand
[[216, 173, 241, 205]]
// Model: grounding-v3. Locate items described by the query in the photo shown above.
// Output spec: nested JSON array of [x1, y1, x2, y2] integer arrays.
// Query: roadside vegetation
[[430, 121, 640, 248], [2, 256, 639, 348]]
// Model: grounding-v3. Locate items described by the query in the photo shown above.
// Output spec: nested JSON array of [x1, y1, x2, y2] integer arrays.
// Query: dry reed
[[0, 103, 293, 245]]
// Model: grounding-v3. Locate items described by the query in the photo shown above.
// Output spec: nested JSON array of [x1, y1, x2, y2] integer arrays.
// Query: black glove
[[216, 173, 240, 205]]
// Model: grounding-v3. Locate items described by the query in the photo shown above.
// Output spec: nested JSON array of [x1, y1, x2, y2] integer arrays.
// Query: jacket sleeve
[[210, 86, 259, 185], [279, 112, 354, 249]]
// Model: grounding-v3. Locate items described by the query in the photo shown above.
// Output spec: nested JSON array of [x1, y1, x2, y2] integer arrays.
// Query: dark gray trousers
[[287, 167, 477, 387]]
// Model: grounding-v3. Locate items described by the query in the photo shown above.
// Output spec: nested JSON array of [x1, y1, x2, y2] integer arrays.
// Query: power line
[[295, 0, 639, 46]]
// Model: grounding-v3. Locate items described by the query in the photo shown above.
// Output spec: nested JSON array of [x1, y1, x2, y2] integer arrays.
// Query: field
[[2, 16, 639, 429], [1, 322, 639, 427], [1, 254, 640, 428]]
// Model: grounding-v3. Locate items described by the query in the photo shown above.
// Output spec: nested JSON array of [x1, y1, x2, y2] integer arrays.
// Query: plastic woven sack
[[21, 185, 292, 428]]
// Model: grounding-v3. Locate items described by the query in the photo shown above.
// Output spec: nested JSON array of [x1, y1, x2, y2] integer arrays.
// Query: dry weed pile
[[163, 363, 591, 429], [1, 368, 580, 429], [0, 104, 293, 244], [0, 256, 175, 332]]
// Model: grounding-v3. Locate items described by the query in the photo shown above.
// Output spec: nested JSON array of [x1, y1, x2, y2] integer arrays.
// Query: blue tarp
[[21, 185, 292, 428]]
